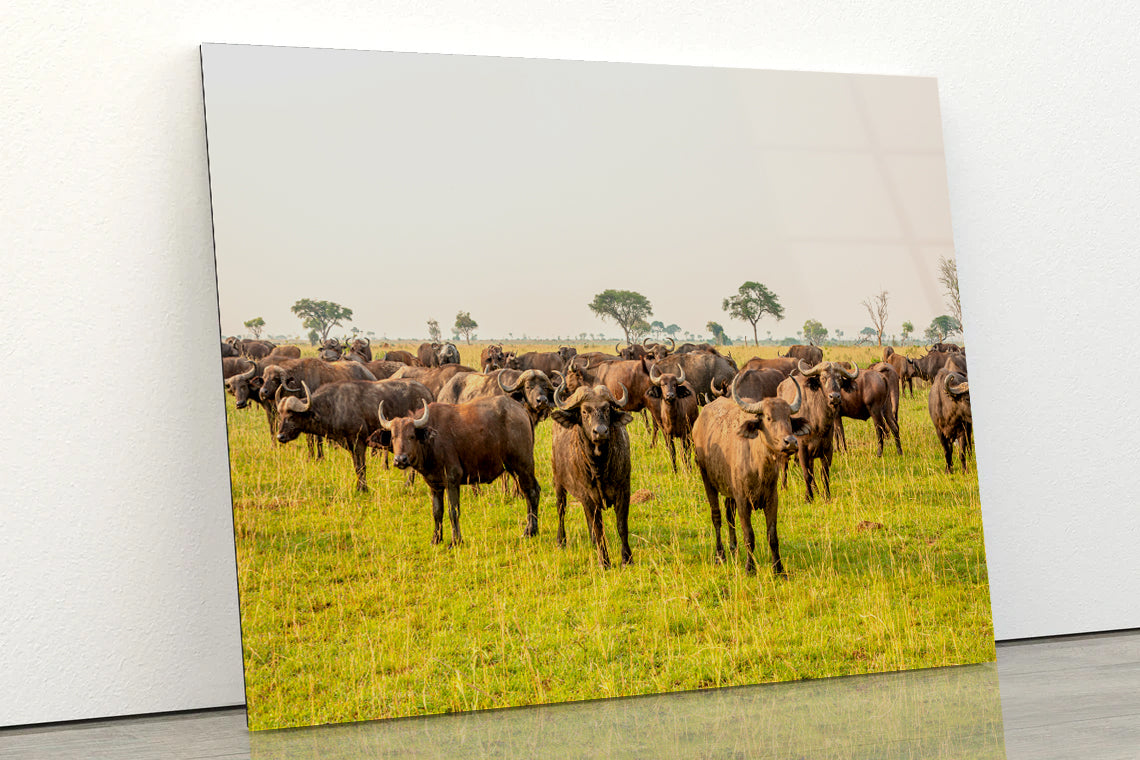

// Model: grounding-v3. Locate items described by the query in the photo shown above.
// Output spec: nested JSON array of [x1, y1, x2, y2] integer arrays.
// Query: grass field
[[225, 342, 994, 730]]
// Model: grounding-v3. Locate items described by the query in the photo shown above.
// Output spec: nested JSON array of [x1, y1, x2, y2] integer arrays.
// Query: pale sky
[[201, 45, 957, 342]]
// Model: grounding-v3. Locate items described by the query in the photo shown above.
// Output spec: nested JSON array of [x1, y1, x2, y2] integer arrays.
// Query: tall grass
[[227, 343, 993, 730]]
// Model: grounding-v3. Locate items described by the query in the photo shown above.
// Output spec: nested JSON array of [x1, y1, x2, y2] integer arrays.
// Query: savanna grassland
[[225, 342, 993, 730]]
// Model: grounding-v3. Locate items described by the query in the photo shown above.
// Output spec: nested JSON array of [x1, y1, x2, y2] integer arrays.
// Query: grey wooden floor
[[2, 630, 1137, 759]]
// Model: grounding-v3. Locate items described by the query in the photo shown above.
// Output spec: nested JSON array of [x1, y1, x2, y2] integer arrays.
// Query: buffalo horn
[[945, 372, 970, 396], [787, 376, 802, 413], [731, 372, 766, 414], [377, 400, 392, 431], [799, 360, 826, 377], [556, 385, 592, 411], [839, 361, 860, 380], [498, 370, 532, 394], [649, 363, 663, 384], [283, 381, 312, 413], [237, 361, 257, 381], [412, 400, 430, 428], [606, 383, 629, 408], [665, 337, 675, 350], [676, 364, 685, 385]]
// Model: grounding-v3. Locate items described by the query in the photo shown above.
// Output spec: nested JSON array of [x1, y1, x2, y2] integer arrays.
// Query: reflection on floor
[[1, 630, 1137, 759]]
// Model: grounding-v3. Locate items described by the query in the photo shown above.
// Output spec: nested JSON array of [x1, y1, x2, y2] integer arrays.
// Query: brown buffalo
[[871, 361, 902, 418], [912, 350, 954, 382], [384, 349, 420, 366], [779, 361, 851, 502], [928, 369, 972, 472], [417, 342, 440, 367], [644, 363, 698, 473], [616, 342, 650, 360], [346, 337, 372, 362], [241, 340, 276, 360], [221, 341, 239, 358], [224, 359, 280, 438], [266, 344, 301, 360], [833, 363, 902, 457], [550, 383, 634, 567], [517, 350, 576, 375], [480, 344, 506, 372], [376, 395, 541, 546], [362, 360, 406, 380], [317, 338, 345, 362], [437, 368, 558, 427], [222, 357, 253, 381], [390, 364, 476, 397], [275, 379, 432, 492], [779, 345, 823, 365], [726, 368, 786, 402], [641, 337, 675, 360], [740, 356, 798, 377], [568, 358, 653, 415], [656, 350, 739, 404], [885, 351, 919, 398], [693, 374, 807, 574]]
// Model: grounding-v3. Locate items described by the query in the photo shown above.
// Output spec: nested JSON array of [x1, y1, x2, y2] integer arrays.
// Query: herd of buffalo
[[221, 335, 972, 573]]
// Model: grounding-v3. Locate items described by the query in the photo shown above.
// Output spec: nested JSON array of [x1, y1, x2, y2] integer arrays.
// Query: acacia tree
[[664, 323, 681, 339], [722, 281, 784, 346], [650, 320, 665, 339], [926, 315, 962, 343], [426, 318, 442, 342], [588, 289, 653, 344], [454, 311, 478, 344], [862, 289, 889, 346], [802, 319, 828, 346], [706, 320, 727, 346], [901, 320, 915, 344], [290, 299, 353, 342], [938, 255, 962, 326], [243, 317, 265, 339]]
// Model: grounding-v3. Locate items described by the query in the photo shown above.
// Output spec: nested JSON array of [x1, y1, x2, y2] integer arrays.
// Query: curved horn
[[556, 385, 591, 411], [787, 376, 802, 414], [649, 362, 663, 384], [676, 364, 685, 385], [283, 381, 312, 413], [497, 370, 527, 394], [553, 382, 567, 409], [666, 337, 675, 350], [412, 399, 430, 428], [377, 400, 392, 431], [364, 336, 370, 347], [839, 361, 859, 380], [550, 370, 565, 387], [615, 342, 624, 355], [799, 360, 826, 377], [945, 372, 970, 396], [274, 384, 283, 407], [608, 383, 629, 408], [731, 372, 766, 414], [298, 381, 312, 412], [237, 361, 257, 381], [642, 337, 653, 347]]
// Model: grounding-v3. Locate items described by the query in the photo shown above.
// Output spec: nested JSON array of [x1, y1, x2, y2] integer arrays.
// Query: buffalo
[[833, 363, 902, 456], [222, 357, 253, 381], [551, 383, 634, 567], [778, 361, 851, 502], [480, 344, 506, 372], [390, 364, 476, 397], [384, 350, 421, 366], [779, 345, 823, 366], [928, 369, 972, 473], [644, 363, 698, 473], [376, 395, 541, 546], [693, 373, 807, 574], [437, 368, 558, 427], [266, 344, 301, 361], [726, 368, 786, 402], [346, 337, 372, 363], [740, 356, 798, 378], [912, 350, 954, 382], [221, 341, 239, 358], [362, 360, 406, 380], [656, 350, 738, 404], [275, 379, 432, 492], [885, 350, 919, 398]]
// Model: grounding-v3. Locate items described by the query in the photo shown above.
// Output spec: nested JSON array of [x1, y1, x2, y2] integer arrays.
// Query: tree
[[722, 281, 784, 346], [243, 317, 265, 339], [858, 327, 876, 344], [588, 289, 653, 344], [650, 320, 665, 339], [706, 321, 727, 346], [802, 319, 828, 346], [664, 324, 681, 338], [454, 311, 478, 344], [630, 319, 652, 341], [938, 255, 962, 326], [290, 299, 353, 342], [901, 320, 914, 344], [426, 318, 441, 342], [926, 315, 962, 343], [306, 329, 320, 346], [861, 289, 889, 346]]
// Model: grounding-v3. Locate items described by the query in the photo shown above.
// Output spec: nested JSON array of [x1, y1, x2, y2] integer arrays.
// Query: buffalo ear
[[370, 430, 392, 449], [550, 409, 579, 429], [415, 427, 433, 442], [737, 418, 762, 439], [647, 386, 662, 399], [511, 391, 526, 404], [676, 385, 692, 398], [804, 376, 821, 391], [615, 411, 634, 427], [250, 377, 264, 389], [791, 418, 812, 438]]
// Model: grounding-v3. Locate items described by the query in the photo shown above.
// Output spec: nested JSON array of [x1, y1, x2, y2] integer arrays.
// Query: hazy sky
[[201, 45, 957, 342]]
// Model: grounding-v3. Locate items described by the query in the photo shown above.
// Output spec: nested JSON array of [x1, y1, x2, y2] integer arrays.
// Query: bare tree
[[938, 255, 962, 326], [862, 290, 889, 347]]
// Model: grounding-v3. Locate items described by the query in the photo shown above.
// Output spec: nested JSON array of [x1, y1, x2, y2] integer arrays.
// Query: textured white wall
[[3, 0, 1138, 727]]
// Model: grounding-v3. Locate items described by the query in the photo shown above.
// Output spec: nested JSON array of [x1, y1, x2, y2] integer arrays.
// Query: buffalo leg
[[665, 434, 678, 474], [514, 468, 540, 538], [649, 416, 660, 448], [614, 497, 632, 565], [887, 411, 903, 455], [699, 468, 725, 562], [351, 444, 368, 493], [555, 484, 568, 547], [820, 447, 833, 500], [738, 500, 757, 574], [584, 502, 610, 568], [957, 432, 969, 472], [763, 499, 785, 576], [872, 412, 886, 457], [446, 484, 462, 546], [430, 489, 445, 544], [834, 417, 847, 453], [801, 447, 815, 503], [724, 497, 738, 555], [939, 434, 955, 473]]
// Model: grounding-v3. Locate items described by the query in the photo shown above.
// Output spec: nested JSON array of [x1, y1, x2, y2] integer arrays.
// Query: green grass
[[227, 343, 994, 730]]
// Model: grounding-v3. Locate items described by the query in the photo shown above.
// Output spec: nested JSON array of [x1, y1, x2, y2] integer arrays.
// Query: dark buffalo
[[616, 341, 651, 360], [693, 373, 807, 574], [928, 369, 972, 473], [550, 383, 634, 568], [740, 356, 798, 377], [517, 350, 575, 376], [641, 337, 675, 360], [438, 342, 461, 365], [833, 363, 902, 456], [568, 358, 653, 415], [384, 350, 421, 366], [242, 340, 276, 360], [645, 363, 698, 473], [417, 342, 440, 367], [871, 361, 902, 418], [224, 359, 280, 438], [779, 345, 824, 366], [726, 368, 786, 402], [437, 368, 557, 427], [222, 357, 253, 381], [675, 343, 720, 355], [376, 395, 541, 546], [344, 337, 372, 363], [946, 353, 968, 376], [912, 350, 954, 382], [317, 339, 344, 362], [480, 344, 506, 373], [221, 341, 239, 358], [779, 361, 851, 502], [930, 342, 963, 353], [266, 344, 301, 360], [390, 364, 476, 397], [275, 379, 432, 492], [656, 350, 739, 404]]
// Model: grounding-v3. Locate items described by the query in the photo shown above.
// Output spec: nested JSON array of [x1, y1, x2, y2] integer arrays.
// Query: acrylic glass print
[[200, 44, 994, 730]]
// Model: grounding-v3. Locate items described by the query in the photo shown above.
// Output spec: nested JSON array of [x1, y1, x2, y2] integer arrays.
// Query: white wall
[[4, 0, 1138, 727]]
